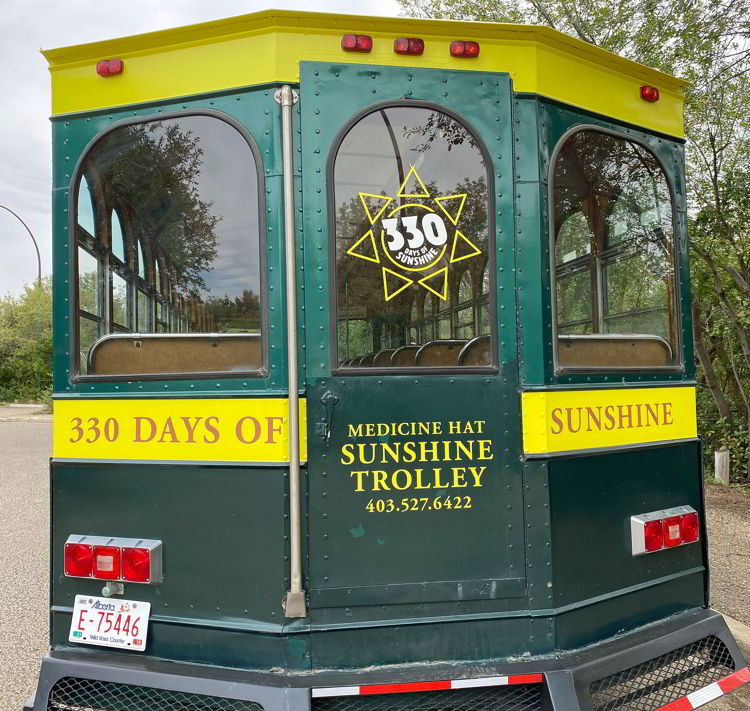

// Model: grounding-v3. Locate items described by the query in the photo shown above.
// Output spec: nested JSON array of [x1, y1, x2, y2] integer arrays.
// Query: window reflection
[[74, 115, 263, 376], [552, 130, 677, 368], [334, 106, 493, 369]]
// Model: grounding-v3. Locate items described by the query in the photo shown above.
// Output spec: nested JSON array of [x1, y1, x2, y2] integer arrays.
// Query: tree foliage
[[0, 279, 52, 402], [400, 0, 750, 480]]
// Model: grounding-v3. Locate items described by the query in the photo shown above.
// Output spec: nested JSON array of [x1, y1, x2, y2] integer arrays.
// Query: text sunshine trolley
[[31, 9, 749, 711]]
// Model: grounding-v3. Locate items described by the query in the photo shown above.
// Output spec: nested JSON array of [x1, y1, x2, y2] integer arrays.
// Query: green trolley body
[[31, 9, 749, 711]]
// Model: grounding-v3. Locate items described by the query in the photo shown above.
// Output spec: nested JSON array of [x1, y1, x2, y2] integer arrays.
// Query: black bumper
[[31, 608, 747, 711]]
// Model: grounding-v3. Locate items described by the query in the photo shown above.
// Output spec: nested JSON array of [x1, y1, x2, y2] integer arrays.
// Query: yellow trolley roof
[[42, 9, 687, 138]]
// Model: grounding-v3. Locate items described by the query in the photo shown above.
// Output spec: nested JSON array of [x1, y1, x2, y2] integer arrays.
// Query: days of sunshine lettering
[[340, 419, 492, 513], [549, 402, 673, 435], [67, 414, 286, 446]]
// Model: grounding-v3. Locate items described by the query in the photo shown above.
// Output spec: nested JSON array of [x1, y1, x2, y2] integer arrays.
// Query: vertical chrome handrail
[[277, 85, 306, 618]]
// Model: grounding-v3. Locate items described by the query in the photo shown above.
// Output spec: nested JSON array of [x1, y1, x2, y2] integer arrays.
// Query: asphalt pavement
[[0, 410, 747, 710], [0, 409, 50, 709]]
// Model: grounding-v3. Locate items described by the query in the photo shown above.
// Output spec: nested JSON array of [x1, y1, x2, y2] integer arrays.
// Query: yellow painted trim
[[53, 398, 307, 464], [521, 386, 697, 455], [42, 10, 685, 138]]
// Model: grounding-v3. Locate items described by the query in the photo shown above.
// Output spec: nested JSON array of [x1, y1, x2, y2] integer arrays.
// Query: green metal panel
[[50, 85, 290, 396], [547, 441, 705, 610], [51, 460, 309, 670], [299, 63, 527, 647]]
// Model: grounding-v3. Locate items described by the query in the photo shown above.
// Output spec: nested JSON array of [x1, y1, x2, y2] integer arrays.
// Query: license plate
[[69, 595, 150, 651]]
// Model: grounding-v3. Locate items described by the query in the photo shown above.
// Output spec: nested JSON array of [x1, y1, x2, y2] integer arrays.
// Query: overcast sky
[[0, 0, 400, 296]]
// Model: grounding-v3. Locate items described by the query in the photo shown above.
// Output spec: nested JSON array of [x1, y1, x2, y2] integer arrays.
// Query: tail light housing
[[450, 40, 480, 57], [64, 535, 162, 583], [341, 34, 373, 52], [631, 506, 700, 555], [394, 37, 425, 55]]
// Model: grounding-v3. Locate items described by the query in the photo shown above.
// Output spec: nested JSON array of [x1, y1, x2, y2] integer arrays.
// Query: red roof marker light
[[640, 85, 660, 102], [394, 37, 425, 56], [341, 34, 373, 53], [451, 40, 480, 58], [96, 59, 124, 77]]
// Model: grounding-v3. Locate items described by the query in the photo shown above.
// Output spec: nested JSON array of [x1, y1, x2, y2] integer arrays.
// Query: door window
[[334, 106, 492, 369]]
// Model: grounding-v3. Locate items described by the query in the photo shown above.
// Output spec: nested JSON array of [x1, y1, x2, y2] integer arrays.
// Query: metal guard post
[[277, 85, 306, 618]]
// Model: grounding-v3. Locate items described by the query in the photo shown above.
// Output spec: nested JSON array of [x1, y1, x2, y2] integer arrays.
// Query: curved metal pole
[[0, 204, 42, 285]]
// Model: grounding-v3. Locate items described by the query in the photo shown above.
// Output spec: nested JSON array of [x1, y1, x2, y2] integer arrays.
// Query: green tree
[[0, 279, 52, 402], [399, 0, 750, 480]]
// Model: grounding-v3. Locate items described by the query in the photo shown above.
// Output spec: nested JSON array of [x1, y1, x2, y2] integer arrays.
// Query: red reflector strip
[[655, 667, 749, 710], [361, 681, 451, 695], [312, 674, 544, 698]]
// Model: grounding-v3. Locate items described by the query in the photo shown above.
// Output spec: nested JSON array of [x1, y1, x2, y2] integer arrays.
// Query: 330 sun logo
[[347, 165, 482, 301]]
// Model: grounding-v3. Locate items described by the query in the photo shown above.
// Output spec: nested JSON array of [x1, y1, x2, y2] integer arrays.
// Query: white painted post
[[715, 447, 730, 486]]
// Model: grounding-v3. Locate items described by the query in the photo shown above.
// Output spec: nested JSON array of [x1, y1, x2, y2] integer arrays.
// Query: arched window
[[73, 114, 264, 376], [333, 104, 491, 368], [552, 129, 677, 368]]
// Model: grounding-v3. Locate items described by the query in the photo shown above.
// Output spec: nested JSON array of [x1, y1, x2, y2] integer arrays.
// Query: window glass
[[111, 211, 126, 262], [552, 130, 677, 368], [79, 316, 99, 375], [334, 106, 492, 369], [77, 176, 96, 236], [112, 272, 129, 329], [73, 115, 264, 376], [78, 248, 101, 316], [137, 241, 147, 280]]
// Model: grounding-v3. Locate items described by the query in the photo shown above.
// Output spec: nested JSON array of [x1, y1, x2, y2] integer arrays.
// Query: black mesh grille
[[47, 677, 265, 711], [590, 635, 735, 711], [312, 685, 543, 711]]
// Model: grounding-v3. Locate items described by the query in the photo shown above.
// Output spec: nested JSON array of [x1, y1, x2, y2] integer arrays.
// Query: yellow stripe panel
[[43, 12, 685, 137], [522, 387, 697, 455], [54, 398, 307, 464]]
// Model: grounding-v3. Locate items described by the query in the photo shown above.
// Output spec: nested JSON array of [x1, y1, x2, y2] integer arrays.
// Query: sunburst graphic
[[347, 166, 481, 302]]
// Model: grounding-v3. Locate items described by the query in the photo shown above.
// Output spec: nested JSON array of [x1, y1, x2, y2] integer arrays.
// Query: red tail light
[[64, 535, 162, 583], [122, 547, 152, 583], [96, 59, 124, 77], [631, 506, 700, 555], [640, 85, 660, 102], [342, 34, 373, 52], [394, 37, 425, 55], [93, 545, 121, 580], [450, 40, 480, 58], [64, 543, 93, 577], [680, 511, 699, 543], [644, 520, 664, 552]]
